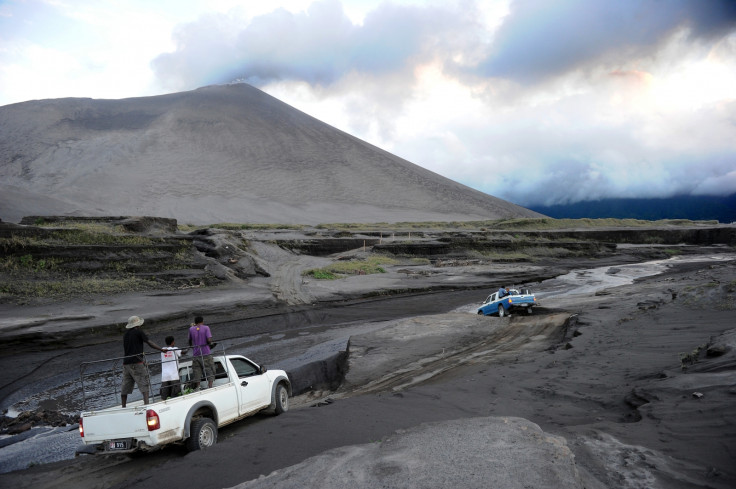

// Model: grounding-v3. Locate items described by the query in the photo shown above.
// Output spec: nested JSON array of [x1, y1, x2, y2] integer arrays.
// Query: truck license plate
[[108, 440, 129, 450]]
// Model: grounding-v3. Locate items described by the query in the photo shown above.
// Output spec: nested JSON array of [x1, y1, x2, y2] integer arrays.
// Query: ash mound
[[0, 84, 541, 225]]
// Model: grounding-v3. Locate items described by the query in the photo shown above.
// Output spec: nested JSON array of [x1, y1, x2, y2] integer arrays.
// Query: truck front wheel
[[187, 418, 217, 451], [274, 383, 289, 415]]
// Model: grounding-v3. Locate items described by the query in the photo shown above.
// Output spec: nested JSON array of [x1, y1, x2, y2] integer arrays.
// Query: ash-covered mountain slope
[[0, 84, 542, 224]]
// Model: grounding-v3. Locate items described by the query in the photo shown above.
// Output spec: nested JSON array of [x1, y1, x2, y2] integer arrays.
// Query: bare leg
[[143, 392, 150, 405], [207, 379, 213, 389]]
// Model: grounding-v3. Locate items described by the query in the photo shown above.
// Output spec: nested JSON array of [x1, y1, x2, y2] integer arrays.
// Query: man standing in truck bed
[[122, 315, 164, 407], [188, 316, 215, 390]]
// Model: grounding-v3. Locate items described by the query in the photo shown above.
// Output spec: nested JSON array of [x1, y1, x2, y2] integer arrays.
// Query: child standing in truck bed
[[160, 336, 187, 400]]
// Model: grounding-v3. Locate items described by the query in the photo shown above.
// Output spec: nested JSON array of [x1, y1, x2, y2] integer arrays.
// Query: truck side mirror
[[259, 365, 267, 374]]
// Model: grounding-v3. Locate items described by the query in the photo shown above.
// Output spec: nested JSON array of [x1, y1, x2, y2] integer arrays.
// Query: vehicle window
[[230, 358, 259, 378], [214, 361, 228, 379], [179, 365, 192, 383]]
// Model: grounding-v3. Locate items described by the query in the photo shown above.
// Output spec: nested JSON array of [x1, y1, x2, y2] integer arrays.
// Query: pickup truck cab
[[477, 288, 537, 317], [79, 354, 290, 453]]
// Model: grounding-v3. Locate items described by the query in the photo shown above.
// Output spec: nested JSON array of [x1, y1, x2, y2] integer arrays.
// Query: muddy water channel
[[537, 252, 735, 305], [1, 253, 733, 473]]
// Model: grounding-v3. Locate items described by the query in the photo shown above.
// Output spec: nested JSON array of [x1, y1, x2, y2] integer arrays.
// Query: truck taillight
[[146, 409, 160, 431], [508, 299, 513, 303], [79, 418, 84, 437]]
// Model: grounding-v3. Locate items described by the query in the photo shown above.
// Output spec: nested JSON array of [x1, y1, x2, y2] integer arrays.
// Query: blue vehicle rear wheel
[[498, 305, 506, 317]]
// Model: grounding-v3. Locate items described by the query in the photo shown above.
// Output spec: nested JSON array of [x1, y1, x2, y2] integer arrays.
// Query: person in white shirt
[[160, 336, 187, 400]]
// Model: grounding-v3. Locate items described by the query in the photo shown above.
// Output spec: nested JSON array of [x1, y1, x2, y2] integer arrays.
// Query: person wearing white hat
[[121, 315, 164, 407]]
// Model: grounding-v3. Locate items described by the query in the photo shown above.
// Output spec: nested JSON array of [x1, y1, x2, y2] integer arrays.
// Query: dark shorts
[[192, 355, 215, 383], [160, 380, 182, 400], [121, 363, 150, 395]]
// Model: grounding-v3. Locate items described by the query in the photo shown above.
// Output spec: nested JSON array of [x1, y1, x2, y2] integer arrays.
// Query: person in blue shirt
[[498, 286, 509, 298]]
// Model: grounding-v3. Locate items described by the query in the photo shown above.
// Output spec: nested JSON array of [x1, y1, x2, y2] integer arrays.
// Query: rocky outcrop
[[0, 410, 77, 435], [19, 216, 179, 235], [0, 217, 267, 301]]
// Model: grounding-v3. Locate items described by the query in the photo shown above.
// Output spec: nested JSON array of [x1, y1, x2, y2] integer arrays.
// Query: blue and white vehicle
[[477, 288, 538, 317]]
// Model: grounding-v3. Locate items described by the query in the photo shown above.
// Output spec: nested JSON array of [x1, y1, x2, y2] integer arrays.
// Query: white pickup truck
[[79, 354, 291, 453]]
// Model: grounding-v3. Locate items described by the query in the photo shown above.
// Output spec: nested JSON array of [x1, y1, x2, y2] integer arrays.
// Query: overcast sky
[[1, 0, 735, 207]]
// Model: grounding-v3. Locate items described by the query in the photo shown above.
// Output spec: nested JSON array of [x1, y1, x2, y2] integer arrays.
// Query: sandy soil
[[0, 253, 734, 488]]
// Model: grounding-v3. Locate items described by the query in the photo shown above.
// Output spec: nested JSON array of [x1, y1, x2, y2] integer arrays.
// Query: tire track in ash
[[250, 241, 329, 306], [339, 312, 572, 397], [271, 258, 318, 305]]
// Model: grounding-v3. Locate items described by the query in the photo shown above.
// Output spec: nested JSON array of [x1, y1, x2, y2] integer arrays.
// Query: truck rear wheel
[[498, 305, 506, 317], [187, 418, 217, 451], [274, 383, 289, 415]]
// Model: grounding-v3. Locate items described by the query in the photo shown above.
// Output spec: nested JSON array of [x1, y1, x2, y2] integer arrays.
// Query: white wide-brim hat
[[126, 316, 144, 329]]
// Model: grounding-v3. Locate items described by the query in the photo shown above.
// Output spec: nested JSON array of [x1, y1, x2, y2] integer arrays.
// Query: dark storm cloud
[[152, 0, 471, 90], [152, 0, 736, 91], [146, 0, 736, 207], [477, 0, 736, 82]]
